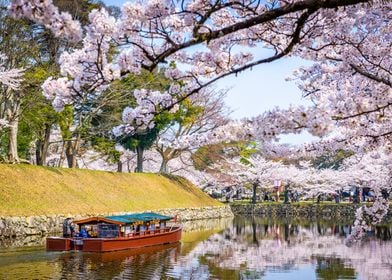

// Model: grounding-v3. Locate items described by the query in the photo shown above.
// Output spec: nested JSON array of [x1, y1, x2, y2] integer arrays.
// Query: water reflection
[[0, 216, 391, 279], [0, 235, 46, 248], [174, 217, 392, 280], [57, 243, 181, 280], [315, 257, 356, 280]]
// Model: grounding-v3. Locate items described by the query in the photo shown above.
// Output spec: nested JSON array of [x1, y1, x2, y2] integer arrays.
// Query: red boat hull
[[47, 226, 182, 252]]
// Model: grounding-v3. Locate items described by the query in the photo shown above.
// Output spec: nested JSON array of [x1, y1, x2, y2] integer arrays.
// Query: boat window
[[98, 224, 119, 238]]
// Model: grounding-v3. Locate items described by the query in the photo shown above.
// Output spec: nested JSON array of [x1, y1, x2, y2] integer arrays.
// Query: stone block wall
[[230, 203, 392, 222]]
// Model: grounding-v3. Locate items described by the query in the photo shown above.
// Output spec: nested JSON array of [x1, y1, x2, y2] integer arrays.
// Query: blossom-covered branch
[[0, 54, 23, 90], [9, 0, 82, 41]]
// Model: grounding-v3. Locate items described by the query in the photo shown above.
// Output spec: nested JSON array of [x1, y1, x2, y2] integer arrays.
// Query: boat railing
[[66, 225, 180, 239], [124, 226, 179, 238]]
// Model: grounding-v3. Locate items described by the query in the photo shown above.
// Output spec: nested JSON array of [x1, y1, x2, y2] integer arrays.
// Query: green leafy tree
[[119, 111, 174, 172], [315, 257, 356, 280], [192, 141, 257, 171], [92, 69, 173, 172]]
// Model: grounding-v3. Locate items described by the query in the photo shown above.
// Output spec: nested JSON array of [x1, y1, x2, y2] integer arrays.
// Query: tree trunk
[[65, 140, 74, 168], [71, 133, 81, 168], [5, 89, 20, 163], [135, 146, 144, 172], [159, 157, 169, 173], [36, 139, 43, 165], [35, 124, 52, 166], [252, 182, 257, 204], [7, 118, 19, 163], [58, 141, 66, 167], [284, 223, 290, 242], [252, 216, 259, 246], [127, 160, 131, 172], [65, 132, 81, 168], [284, 185, 289, 204], [117, 160, 123, 172]]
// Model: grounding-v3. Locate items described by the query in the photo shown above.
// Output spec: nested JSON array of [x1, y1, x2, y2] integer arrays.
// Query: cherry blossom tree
[[0, 54, 23, 132], [208, 154, 287, 202], [9, 0, 388, 156], [8, 0, 383, 138], [6, 0, 391, 241], [342, 151, 392, 244], [290, 2, 391, 148], [39, 7, 122, 168], [9, 0, 82, 42], [209, 148, 390, 203], [154, 87, 230, 173], [0, 54, 23, 91]]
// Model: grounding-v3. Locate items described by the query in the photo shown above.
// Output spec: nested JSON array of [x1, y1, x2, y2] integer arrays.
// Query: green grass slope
[[0, 164, 221, 216]]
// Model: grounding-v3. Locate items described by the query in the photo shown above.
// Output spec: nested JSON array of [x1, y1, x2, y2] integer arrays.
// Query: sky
[[102, 0, 317, 145]]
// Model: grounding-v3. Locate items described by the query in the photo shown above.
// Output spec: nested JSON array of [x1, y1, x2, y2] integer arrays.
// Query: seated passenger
[[79, 227, 90, 238]]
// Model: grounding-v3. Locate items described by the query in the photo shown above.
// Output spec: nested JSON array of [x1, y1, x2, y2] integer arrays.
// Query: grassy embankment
[[0, 164, 221, 216]]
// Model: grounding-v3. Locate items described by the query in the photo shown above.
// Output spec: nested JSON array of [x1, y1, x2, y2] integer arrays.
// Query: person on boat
[[88, 228, 97, 237], [62, 218, 74, 238], [79, 226, 90, 238]]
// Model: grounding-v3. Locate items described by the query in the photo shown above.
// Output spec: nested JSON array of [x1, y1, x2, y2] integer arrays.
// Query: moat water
[[0, 216, 391, 279]]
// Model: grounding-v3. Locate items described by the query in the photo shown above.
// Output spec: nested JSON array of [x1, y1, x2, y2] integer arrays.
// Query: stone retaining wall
[[230, 203, 392, 221], [0, 206, 233, 239]]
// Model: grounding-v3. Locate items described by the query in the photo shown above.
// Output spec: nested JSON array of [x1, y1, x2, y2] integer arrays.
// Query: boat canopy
[[74, 212, 172, 226], [106, 213, 172, 224]]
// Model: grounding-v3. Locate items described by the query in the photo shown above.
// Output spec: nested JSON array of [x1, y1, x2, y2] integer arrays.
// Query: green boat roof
[[104, 212, 172, 224]]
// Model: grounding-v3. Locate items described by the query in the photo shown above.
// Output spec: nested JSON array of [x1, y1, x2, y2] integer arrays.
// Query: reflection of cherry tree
[[169, 220, 392, 280]]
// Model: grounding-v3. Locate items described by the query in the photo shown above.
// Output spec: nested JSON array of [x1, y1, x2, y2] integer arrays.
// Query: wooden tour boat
[[46, 212, 182, 252]]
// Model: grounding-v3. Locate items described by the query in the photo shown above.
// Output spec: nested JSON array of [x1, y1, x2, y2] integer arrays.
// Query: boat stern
[[46, 237, 72, 251]]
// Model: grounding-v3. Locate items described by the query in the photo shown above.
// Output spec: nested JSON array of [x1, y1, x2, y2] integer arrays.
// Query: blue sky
[[104, 0, 127, 6], [102, 0, 316, 144]]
